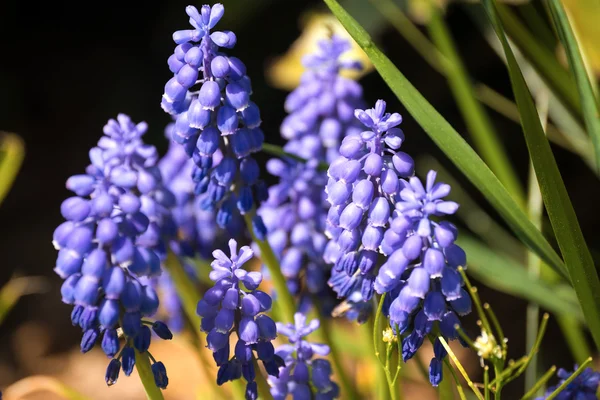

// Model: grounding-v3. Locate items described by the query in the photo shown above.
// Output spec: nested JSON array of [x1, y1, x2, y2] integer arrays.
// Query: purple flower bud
[[198, 80, 221, 110], [121, 346, 136, 376], [407, 268, 430, 298]]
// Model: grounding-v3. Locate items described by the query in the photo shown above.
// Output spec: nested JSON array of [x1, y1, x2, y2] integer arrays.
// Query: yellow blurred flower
[[266, 12, 373, 91]]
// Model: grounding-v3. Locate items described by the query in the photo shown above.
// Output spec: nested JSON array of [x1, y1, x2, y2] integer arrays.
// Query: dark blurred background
[[1, 0, 598, 398]]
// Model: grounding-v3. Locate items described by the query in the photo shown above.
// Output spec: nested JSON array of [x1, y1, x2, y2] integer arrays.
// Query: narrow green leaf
[[547, 0, 600, 170], [427, 5, 525, 204], [496, 5, 582, 121], [322, 0, 567, 279], [0, 132, 25, 206], [458, 235, 583, 322], [481, 0, 600, 350]]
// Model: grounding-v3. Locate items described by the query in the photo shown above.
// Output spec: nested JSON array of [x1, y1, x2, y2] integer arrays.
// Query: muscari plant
[[47, 1, 600, 400]]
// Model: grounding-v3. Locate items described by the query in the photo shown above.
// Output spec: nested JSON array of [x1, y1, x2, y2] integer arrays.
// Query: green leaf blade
[[322, 0, 567, 279], [458, 235, 583, 322], [481, 0, 600, 350], [427, 5, 525, 205], [547, 0, 600, 170]]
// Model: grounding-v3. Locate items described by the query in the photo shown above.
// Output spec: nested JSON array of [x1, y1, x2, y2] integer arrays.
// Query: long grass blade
[[481, 0, 600, 351]]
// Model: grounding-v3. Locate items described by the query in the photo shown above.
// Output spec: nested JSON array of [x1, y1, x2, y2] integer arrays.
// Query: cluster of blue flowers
[[161, 3, 267, 237], [324, 100, 414, 302], [323, 100, 471, 385], [53, 114, 173, 388], [197, 239, 283, 399], [537, 366, 600, 400], [269, 313, 339, 399], [258, 35, 365, 313]]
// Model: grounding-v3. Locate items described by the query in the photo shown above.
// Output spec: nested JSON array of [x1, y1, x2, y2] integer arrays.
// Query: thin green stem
[[319, 316, 361, 400], [458, 268, 493, 337], [134, 350, 165, 400], [243, 211, 296, 323], [164, 252, 223, 396], [442, 357, 468, 400], [545, 358, 593, 400], [245, 211, 359, 400], [503, 314, 550, 386], [427, 2, 525, 205], [438, 337, 485, 400], [483, 303, 506, 355], [261, 143, 328, 171], [521, 366, 557, 400], [383, 343, 398, 400], [484, 366, 490, 400], [374, 294, 386, 364]]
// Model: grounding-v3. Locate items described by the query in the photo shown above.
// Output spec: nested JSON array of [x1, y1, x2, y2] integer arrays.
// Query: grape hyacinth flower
[[258, 35, 366, 313], [373, 170, 472, 386], [53, 114, 173, 387], [324, 100, 415, 303], [197, 239, 284, 400], [280, 34, 364, 163], [162, 3, 267, 236], [268, 313, 339, 399], [536, 366, 600, 400]]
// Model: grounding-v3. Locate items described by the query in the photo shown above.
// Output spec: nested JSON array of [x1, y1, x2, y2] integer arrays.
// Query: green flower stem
[[134, 349, 165, 400], [261, 143, 328, 171], [243, 211, 296, 323], [437, 337, 484, 400], [360, 321, 389, 400], [521, 366, 557, 400], [427, 3, 525, 205], [164, 252, 225, 397], [244, 211, 359, 400], [545, 358, 593, 400], [383, 343, 398, 400], [319, 316, 361, 400], [0, 132, 25, 207], [437, 361, 457, 400], [484, 366, 490, 400]]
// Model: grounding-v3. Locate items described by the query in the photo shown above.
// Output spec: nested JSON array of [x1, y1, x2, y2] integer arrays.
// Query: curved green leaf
[[547, 0, 600, 170], [322, 0, 567, 279], [458, 235, 582, 322], [481, 0, 600, 350]]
